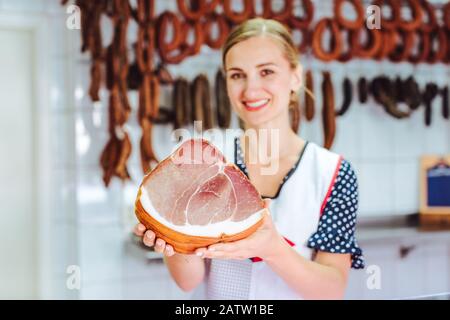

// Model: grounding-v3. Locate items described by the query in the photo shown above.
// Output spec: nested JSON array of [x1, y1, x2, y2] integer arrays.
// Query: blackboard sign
[[427, 163, 450, 207], [420, 156, 450, 228]]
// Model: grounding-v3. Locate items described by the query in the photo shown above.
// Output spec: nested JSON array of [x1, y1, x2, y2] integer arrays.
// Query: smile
[[243, 99, 270, 112]]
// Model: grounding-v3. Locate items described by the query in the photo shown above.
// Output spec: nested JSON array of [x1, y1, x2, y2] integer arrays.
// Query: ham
[[135, 138, 265, 253]]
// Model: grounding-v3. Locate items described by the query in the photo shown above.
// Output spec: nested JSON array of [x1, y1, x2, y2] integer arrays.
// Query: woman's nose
[[243, 76, 263, 99]]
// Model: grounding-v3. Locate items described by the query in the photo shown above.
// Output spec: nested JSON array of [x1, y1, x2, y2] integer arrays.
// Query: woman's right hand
[[133, 223, 175, 257]]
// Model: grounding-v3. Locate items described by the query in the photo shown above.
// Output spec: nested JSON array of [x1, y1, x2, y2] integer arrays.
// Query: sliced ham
[[135, 138, 265, 253]]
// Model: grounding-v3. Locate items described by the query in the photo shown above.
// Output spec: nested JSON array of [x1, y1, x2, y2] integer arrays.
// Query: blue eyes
[[229, 69, 274, 80]]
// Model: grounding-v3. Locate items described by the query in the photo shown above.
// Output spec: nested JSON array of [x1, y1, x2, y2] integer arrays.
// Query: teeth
[[245, 99, 269, 108]]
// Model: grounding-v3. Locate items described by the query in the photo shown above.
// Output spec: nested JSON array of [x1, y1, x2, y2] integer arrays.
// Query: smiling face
[[224, 35, 302, 128]]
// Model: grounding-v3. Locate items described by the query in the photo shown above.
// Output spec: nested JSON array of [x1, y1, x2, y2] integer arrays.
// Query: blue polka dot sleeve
[[307, 159, 365, 269]]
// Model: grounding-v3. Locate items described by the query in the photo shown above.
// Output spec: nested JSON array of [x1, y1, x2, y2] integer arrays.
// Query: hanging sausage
[[99, 0, 133, 186], [290, 96, 301, 134], [192, 74, 214, 132], [173, 77, 192, 129], [136, 0, 159, 174], [322, 72, 336, 150], [423, 83, 439, 126], [215, 70, 232, 129], [442, 86, 449, 120], [370, 76, 411, 119], [402, 76, 422, 110], [336, 77, 352, 116], [304, 70, 315, 121], [358, 77, 369, 103]]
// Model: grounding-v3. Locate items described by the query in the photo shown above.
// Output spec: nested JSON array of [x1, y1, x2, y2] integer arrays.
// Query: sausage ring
[[223, 0, 254, 24], [388, 29, 415, 62], [350, 26, 382, 59], [374, 30, 397, 60], [203, 13, 229, 49], [181, 19, 205, 56], [136, 27, 154, 73], [397, 0, 423, 32], [338, 27, 353, 62], [288, 0, 314, 29], [334, 0, 365, 30], [408, 28, 430, 63], [427, 26, 447, 64], [289, 24, 311, 54], [157, 11, 184, 53], [312, 18, 343, 62], [262, 0, 293, 22], [372, 0, 400, 31], [443, 2, 450, 30], [176, 0, 220, 21], [445, 29, 450, 64]]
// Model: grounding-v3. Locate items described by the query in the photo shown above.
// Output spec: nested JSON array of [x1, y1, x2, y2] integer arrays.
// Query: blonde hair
[[222, 18, 301, 109]]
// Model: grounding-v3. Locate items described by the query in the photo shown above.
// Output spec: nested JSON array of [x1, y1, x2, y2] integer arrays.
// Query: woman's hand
[[195, 199, 285, 261], [133, 223, 176, 257]]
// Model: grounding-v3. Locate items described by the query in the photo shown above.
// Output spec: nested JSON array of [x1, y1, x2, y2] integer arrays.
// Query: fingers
[[164, 244, 175, 257], [133, 223, 146, 237], [142, 230, 156, 247], [198, 242, 247, 260], [141, 231, 175, 256], [195, 247, 207, 258], [154, 238, 166, 254], [136, 225, 175, 256]]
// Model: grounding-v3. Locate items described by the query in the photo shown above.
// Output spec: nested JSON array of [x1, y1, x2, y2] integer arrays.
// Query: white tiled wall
[[3, 0, 449, 299]]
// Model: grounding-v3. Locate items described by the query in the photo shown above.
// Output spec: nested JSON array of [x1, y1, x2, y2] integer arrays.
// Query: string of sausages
[[61, 0, 450, 186], [101, 0, 133, 187], [311, 72, 449, 150], [310, 0, 449, 63], [135, 0, 160, 175], [156, 0, 449, 64]]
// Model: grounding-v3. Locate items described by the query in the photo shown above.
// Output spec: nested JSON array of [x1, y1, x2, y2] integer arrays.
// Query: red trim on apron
[[319, 156, 343, 217], [250, 237, 295, 262]]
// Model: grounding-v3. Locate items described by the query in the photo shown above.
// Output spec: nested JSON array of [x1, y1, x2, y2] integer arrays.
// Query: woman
[[134, 18, 364, 300]]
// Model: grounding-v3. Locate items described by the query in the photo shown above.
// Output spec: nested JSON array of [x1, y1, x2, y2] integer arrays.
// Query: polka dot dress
[[235, 137, 365, 269], [306, 160, 365, 269]]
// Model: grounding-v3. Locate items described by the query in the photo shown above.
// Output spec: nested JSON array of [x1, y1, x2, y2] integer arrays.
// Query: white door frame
[[0, 12, 52, 299]]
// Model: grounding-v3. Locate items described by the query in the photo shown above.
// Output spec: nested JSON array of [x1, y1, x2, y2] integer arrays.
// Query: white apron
[[192, 135, 342, 300]]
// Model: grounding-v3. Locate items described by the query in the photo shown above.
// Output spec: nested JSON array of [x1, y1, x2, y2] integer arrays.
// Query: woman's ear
[[291, 64, 303, 93]]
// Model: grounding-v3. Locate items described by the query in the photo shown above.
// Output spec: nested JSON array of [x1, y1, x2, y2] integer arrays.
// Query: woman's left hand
[[195, 199, 285, 261]]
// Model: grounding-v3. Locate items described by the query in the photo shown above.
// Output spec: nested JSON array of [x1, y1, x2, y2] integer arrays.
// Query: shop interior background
[[0, 0, 449, 299]]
